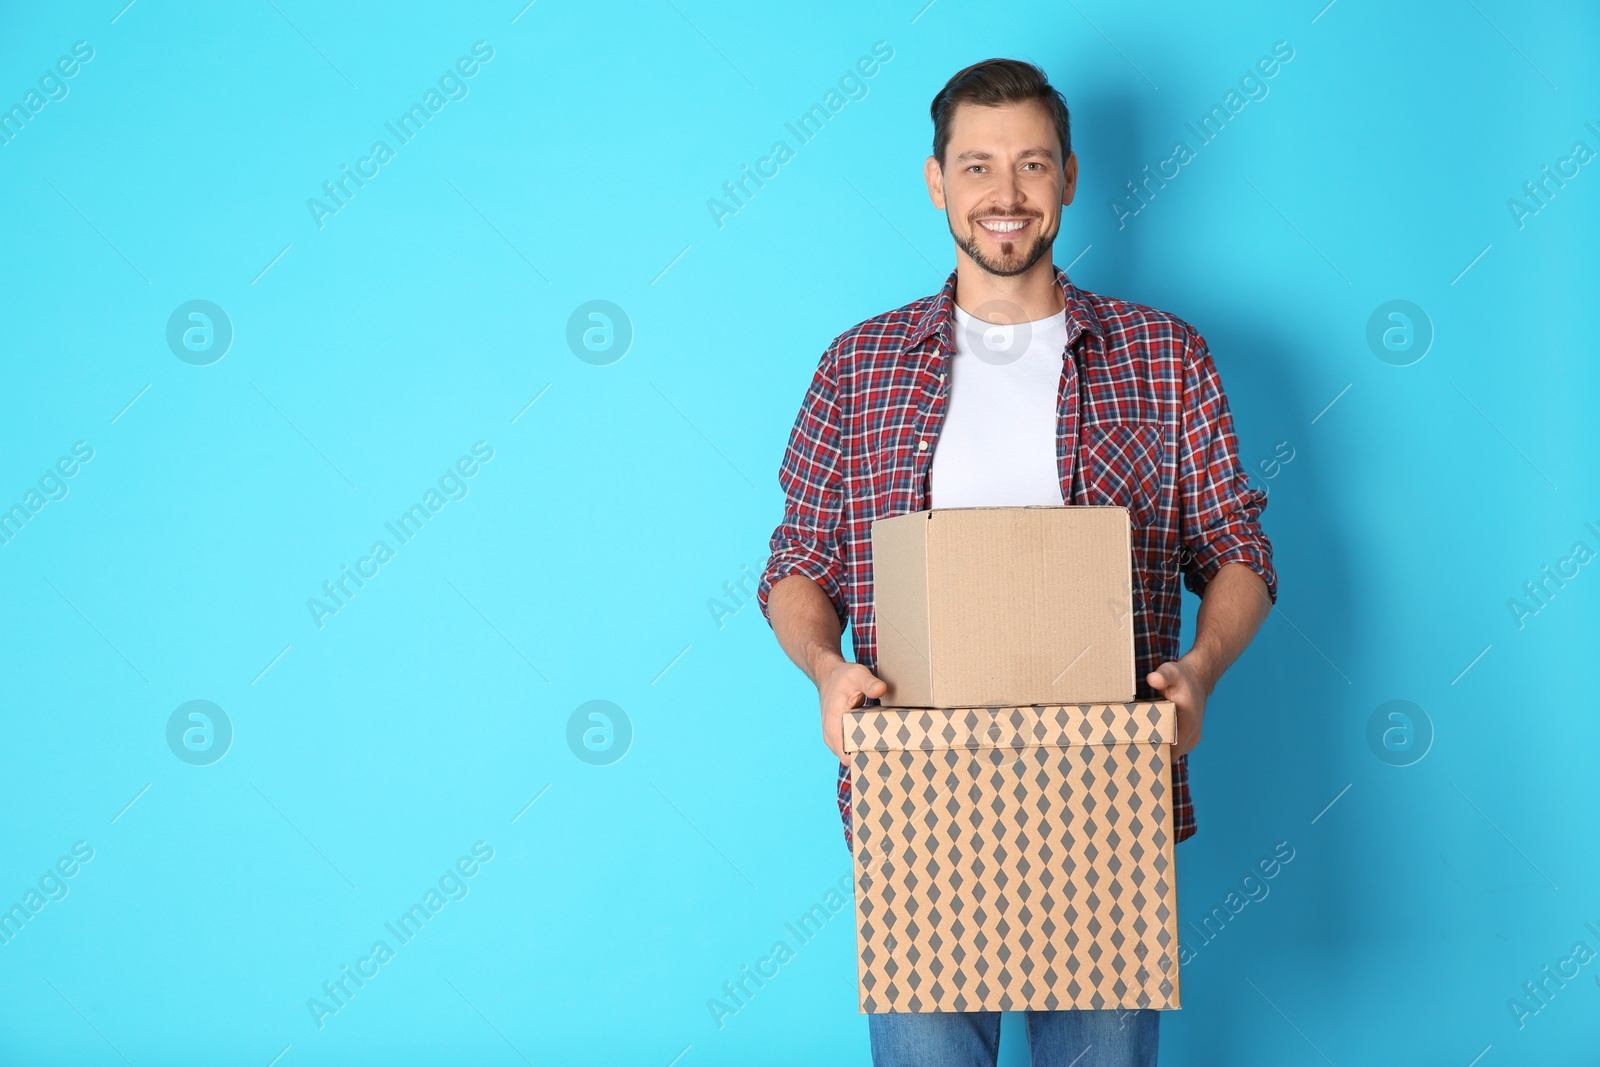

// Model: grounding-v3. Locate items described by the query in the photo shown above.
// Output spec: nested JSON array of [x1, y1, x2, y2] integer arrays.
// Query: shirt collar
[[907, 263, 1103, 354]]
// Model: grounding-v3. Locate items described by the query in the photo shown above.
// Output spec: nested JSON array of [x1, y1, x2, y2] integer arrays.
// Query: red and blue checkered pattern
[[758, 264, 1278, 851]]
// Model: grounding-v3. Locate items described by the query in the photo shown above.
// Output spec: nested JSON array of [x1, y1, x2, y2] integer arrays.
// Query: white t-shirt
[[928, 302, 1069, 508]]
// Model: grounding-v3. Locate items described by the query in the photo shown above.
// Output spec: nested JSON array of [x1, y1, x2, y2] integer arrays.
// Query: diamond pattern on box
[[845, 703, 1179, 1013]]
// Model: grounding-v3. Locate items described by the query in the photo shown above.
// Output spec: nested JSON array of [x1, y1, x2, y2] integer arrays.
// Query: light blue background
[[1, 1, 1596, 1064]]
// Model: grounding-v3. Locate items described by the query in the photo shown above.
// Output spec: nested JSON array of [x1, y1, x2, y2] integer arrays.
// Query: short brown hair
[[929, 58, 1071, 168]]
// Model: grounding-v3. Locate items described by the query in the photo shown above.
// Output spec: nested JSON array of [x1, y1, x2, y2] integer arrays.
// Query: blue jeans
[[868, 1008, 1159, 1067]]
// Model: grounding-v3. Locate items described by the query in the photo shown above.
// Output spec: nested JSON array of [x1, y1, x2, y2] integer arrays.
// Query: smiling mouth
[[977, 217, 1032, 239]]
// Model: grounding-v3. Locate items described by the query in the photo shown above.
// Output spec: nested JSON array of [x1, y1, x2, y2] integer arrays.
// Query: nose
[[990, 171, 1024, 214]]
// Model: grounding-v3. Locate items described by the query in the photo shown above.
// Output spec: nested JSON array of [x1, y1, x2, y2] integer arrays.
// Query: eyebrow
[[953, 146, 1055, 163]]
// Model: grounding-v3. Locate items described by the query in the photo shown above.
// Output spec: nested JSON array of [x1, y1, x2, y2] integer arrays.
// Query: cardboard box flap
[[843, 701, 1175, 753]]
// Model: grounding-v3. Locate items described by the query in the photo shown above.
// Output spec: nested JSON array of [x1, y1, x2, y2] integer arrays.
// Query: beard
[[949, 212, 1057, 277]]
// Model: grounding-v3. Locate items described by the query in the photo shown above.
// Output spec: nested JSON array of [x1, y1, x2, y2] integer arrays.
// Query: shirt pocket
[[1079, 421, 1164, 531]]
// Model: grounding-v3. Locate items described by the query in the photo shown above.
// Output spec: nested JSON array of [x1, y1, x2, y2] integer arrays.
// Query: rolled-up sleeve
[[757, 338, 849, 628], [1176, 327, 1278, 603]]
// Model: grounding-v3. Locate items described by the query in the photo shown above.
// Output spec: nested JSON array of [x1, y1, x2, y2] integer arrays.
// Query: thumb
[[1146, 665, 1173, 691], [866, 676, 889, 698]]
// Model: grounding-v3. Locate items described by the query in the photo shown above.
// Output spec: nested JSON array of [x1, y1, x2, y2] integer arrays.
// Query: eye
[[967, 165, 986, 174]]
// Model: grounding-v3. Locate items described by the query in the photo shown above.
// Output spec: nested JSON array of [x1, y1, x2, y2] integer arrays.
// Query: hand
[[819, 660, 888, 764], [1145, 654, 1214, 759]]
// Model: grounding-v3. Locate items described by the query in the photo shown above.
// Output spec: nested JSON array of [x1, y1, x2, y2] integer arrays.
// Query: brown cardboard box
[[844, 701, 1180, 1013], [871, 506, 1135, 708]]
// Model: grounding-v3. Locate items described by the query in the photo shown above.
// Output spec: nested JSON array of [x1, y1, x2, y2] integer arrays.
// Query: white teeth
[[981, 220, 1027, 232]]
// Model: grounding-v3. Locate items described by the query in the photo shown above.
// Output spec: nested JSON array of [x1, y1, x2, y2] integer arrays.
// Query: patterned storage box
[[843, 702, 1180, 1013]]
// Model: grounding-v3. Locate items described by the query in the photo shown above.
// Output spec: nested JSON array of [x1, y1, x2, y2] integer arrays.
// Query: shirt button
[[919, 440, 928, 451]]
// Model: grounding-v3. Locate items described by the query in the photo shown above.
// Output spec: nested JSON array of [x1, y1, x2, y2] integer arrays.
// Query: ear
[[924, 155, 946, 210], [1061, 151, 1079, 208]]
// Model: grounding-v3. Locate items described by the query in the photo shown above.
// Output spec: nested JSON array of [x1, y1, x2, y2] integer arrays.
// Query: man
[[757, 57, 1278, 1067]]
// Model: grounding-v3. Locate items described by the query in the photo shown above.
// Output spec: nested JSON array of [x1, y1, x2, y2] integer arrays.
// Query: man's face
[[925, 100, 1077, 278]]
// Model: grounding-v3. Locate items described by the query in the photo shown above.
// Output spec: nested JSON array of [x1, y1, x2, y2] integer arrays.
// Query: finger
[[1150, 662, 1185, 691]]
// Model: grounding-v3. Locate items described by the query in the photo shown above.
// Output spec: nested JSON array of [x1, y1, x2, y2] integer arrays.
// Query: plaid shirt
[[758, 264, 1277, 851]]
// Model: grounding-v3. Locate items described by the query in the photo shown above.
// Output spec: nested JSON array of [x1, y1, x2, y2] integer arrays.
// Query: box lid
[[842, 701, 1175, 753]]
